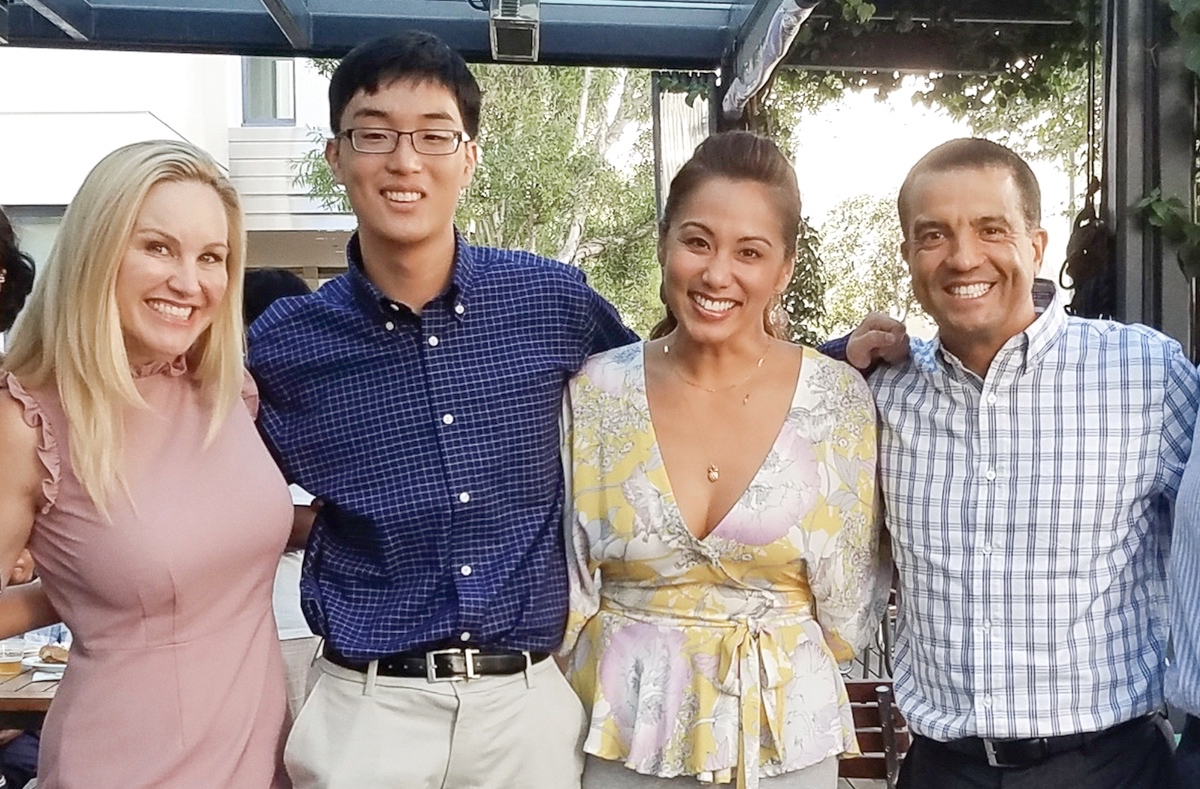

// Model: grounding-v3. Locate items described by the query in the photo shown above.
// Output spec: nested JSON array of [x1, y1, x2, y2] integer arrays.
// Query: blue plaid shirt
[[248, 234, 636, 660]]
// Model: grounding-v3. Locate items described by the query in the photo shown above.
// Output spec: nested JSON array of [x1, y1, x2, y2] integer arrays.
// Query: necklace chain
[[662, 340, 771, 482], [663, 342, 770, 394]]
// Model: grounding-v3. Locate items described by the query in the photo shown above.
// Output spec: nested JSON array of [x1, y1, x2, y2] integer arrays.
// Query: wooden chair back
[[838, 680, 910, 789]]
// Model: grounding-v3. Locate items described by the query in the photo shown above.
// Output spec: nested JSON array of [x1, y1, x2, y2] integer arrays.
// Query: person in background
[[837, 138, 1198, 789], [0, 140, 293, 788], [244, 267, 320, 721], [1, 209, 36, 338], [561, 131, 888, 789], [0, 210, 41, 789]]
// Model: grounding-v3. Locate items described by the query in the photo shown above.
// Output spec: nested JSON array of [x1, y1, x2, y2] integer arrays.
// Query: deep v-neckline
[[639, 342, 806, 542]]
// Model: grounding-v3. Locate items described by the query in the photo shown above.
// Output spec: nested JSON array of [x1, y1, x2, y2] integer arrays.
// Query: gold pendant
[[707, 464, 720, 483]]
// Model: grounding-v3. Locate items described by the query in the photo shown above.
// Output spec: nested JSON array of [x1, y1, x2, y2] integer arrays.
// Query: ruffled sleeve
[[240, 369, 260, 420], [0, 373, 61, 515]]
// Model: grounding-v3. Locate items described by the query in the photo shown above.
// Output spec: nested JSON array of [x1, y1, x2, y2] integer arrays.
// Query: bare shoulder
[[0, 390, 42, 496]]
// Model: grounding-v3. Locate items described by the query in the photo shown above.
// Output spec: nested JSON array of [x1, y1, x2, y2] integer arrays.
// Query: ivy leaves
[[1138, 189, 1200, 279], [1167, 0, 1200, 78]]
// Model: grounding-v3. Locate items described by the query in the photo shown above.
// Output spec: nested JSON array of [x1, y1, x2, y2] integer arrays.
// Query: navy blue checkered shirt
[[248, 233, 636, 660]]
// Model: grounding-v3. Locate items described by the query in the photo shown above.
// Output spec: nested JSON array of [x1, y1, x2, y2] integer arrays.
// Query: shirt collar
[[919, 282, 1068, 378], [345, 230, 477, 323]]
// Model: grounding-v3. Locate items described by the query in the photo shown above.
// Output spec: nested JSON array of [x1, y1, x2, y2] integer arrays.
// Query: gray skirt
[[581, 755, 840, 788]]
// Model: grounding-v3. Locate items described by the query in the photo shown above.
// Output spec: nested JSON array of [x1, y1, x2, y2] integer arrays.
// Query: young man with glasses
[[248, 31, 636, 789]]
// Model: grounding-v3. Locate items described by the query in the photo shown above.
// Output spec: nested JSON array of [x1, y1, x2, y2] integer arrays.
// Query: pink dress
[[1, 360, 291, 789]]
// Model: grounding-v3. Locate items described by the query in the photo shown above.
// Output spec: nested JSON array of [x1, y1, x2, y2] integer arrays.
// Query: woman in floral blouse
[[561, 131, 890, 789]]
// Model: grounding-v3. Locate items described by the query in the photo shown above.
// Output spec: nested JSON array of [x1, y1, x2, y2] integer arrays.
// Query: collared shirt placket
[[962, 365, 996, 735], [417, 298, 483, 645], [976, 348, 1020, 736]]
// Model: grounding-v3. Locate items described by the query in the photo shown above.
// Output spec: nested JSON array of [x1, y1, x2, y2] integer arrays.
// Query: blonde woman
[[561, 132, 889, 788], [0, 140, 291, 788]]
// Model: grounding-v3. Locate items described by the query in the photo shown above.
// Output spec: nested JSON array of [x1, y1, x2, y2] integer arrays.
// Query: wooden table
[[0, 668, 56, 729]]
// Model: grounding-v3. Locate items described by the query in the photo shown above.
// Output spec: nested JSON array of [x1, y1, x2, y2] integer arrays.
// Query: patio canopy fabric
[[1, 0, 1074, 70]]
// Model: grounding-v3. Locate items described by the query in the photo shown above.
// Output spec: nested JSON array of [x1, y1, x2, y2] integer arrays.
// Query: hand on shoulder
[[846, 313, 910, 371]]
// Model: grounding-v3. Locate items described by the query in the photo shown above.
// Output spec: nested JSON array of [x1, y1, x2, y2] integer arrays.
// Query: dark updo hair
[[651, 131, 800, 340], [0, 209, 36, 333], [243, 268, 312, 328]]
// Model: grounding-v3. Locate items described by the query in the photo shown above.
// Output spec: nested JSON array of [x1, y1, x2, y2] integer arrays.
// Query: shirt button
[[460, 632, 471, 642], [987, 394, 997, 405], [984, 469, 996, 481], [428, 335, 440, 347], [982, 620, 991, 631], [384, 321, 395, 331], [458, 492, 471, 504], [981, 543, 992, 555], [454, 304, 465, 315], [442, 414, 454, 425], [982, 695, 993, 708], [389, 303, 401, 312], [460, 565, 472, 576]]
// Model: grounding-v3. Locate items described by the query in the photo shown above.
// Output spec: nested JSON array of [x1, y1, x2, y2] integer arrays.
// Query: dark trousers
[[0, 732, 38, 789], [897, 716, 1176, 789], [1179, 715, 1200, 789]]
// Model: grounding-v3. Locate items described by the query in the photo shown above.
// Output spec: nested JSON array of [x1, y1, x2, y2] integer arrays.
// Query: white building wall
[[1, 48, 352, 273], [0, 47, 234, 201]]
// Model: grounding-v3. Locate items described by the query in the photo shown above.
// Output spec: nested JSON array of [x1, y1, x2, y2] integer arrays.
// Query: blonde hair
[[3, 140, 247, 511]]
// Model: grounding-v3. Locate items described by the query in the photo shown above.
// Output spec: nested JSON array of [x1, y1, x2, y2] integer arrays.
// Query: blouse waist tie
[[599, 597, 834, 789]]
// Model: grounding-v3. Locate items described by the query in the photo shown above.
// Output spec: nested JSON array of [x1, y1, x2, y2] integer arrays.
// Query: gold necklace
[[662, 341, 771, 482]]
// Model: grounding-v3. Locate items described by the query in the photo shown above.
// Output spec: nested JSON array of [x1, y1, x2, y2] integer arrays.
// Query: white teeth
[[383, 191, 421, 203], [149, 301, 192, 320], [949, 283, 992, 299], [692, 294, 737, 313]]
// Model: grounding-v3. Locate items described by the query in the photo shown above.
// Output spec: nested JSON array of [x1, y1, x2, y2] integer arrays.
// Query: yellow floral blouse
[[561, 343, 889, 789]]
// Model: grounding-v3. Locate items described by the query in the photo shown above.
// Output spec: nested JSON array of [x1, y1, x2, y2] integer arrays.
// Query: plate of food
[[22, 644, 68, 673]]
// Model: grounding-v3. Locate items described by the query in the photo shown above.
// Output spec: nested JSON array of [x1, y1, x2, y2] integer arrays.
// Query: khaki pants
[[284, 655, 587, 789], [279, 637, 321, 724]]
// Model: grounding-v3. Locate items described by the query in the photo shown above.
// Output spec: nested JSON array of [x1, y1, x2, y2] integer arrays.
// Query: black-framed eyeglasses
[[339, 128, 471, 156]]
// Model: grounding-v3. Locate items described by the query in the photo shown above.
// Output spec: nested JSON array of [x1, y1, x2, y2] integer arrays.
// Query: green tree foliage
[[294, 63, 662, 335], [778, 222, 828, 346], [914, 57, 1092, 219], [816, 193, 923, 335], [758, 0, 1092, 333], [782, 0, 1095, 216], [742, 74, 843, 345]]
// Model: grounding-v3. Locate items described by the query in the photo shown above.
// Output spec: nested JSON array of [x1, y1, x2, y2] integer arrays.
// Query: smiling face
[[660, 177, 795, 347], [115, 179, 230, 367], [901, 166, 1047, 366], [325, 78, 477, 261]]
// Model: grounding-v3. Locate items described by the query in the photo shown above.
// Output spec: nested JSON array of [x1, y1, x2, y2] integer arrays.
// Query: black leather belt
[[323, 644, 550, 682], [939, 714, 1152, 768]]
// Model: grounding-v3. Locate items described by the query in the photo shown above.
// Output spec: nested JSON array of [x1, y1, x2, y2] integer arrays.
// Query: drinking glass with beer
[[0, 639, 24, 676]]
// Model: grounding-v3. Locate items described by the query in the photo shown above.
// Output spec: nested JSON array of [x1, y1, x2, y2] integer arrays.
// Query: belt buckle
[[425, 648, 479, 683], [983, 739, 1013, 768]]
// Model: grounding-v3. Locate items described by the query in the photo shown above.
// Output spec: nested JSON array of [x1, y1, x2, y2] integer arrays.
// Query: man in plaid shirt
[[841, 138, 1199, 789]]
